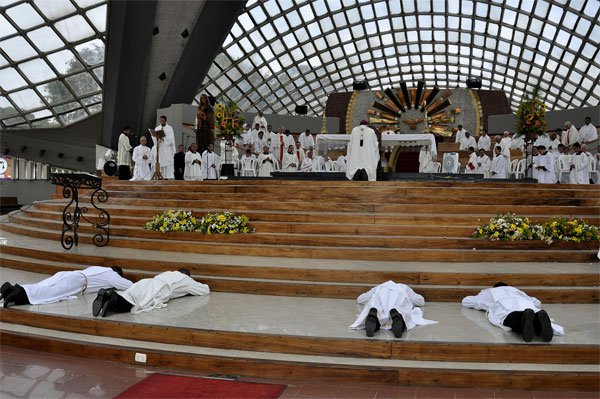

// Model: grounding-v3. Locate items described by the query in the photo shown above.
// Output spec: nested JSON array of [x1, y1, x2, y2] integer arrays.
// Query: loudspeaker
[[208, 95, 216, 106], [353, 80, 368, 90], [466, 77, 482, 89], [295, 105, 308, 115], [103, 161, 118, 176]]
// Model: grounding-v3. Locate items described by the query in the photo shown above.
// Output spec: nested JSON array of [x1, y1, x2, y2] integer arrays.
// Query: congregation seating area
[[0, 179, 598, 391]]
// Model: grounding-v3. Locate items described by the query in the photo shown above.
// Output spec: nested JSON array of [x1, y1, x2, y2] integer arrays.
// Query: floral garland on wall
[[145, 210, 253, 234], [214, 100, 244, 141], [514, 88, 547, 139]]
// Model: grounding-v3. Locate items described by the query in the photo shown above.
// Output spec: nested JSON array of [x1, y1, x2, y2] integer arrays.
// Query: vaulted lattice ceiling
[[0, 0, 107, 129], [196, 0, 600, 117]]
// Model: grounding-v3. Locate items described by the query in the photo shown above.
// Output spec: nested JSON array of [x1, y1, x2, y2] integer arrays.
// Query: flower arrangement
[[197, 211, 253, 235], [543, 217, 599, 243], [514, 87, 547, 139], [472, 213, 547, 241], [214, 100, 244, 140], [145, 210, 199, 233]]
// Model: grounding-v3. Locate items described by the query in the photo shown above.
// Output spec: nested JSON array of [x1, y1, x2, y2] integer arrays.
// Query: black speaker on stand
[[295, 105, 308, 115], [466, 77, 482, 89], [353, 80, 368, 90]]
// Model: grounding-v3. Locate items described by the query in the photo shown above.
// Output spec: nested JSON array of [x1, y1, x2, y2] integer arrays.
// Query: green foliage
[[514, 87, 547, 138], [473, 213, 546, 241], [145, 210, 253, 235], [543, 217, 599, 243], [214, 100, 244, 140]]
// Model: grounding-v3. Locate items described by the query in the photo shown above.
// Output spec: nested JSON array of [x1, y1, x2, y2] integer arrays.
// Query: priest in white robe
[[569, 143, 589, 184], [477, 130, 491, 151], [350, 281, 437, 338], [534, 145, 557, 184], [346, 120, 380, 181], [462, 283, 563, 342], [131, 136, 154, 181], [252, 111, 268, 132], [578, 117, 597, 143], [476, 149, 491, 177], [547, 132, 562, 156], [257, 146, 277, 177], [459, 132, 477, 151], [299, 130, 315, 149], [117, 126, 133, 180], [295, 140, 306, 166], [2, 266, 132, 308], [299, 150, 314, 172], [562, 121, 580, 147], [276, 129, 295, 163], [253, 131, 267, 156], [282, 145, 299, 172], [499, 131, 512, 156], [454, 124, 467, 143], [490, 146, 508, 179], [334, 150, 347, 172], [418, 145, 436, 173], [465, 147, 478, 174], [201, 144, 220, 180], [184, 142, 202, 181], [151, 116, 176, 179], [92, 269, 209, 317]]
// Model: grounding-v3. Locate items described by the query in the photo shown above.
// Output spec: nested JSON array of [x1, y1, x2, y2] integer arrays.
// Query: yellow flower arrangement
[[214, 99, 244, 140], [145, 210, 254, 235]]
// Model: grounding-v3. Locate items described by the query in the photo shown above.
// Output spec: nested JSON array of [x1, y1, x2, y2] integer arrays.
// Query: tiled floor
[[1, 346, 597, 399]]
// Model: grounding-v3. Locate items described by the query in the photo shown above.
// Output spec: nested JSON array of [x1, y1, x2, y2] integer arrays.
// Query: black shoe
[[92, 289, 111, 317], [100, 291, 118, 317], [536, 310, 553, 342], [521, 309, 535, 342], [0, 282, 13, 301], [390, 309, 406, 338], [3, 285, 29, 308], [365, 308, 380, 337]]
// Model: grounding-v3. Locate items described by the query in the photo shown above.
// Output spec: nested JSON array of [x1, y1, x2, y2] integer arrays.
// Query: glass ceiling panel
[[1, 0, 107, 129], [197, 0, 600, 116]]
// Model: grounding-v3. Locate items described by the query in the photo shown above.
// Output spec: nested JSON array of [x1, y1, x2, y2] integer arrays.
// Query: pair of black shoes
[[365, 308, 406, 338], [1, 283, 29, 308], [92, 289, 117, 317], [521, 309, 553, 342]]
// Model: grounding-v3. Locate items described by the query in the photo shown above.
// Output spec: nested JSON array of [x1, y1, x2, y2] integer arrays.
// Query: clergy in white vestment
[[299, 151, 314, 172], [462, 282, 564, 342], [334, 151, 348, 172], [349, 281, 437, 338], [266, 125, 279, 155], [534, 146, 557, 184], [257, 146, 277, 177], [510, 135, 525, 151], [1, 266, 132, 308], [346, 120, 380, 181], [131, 136, 154, 181], [92, 269, 209, 317], [184, 143, 202, 181], [533, 134, 551, 152], [547, 132, 562, 156], [465, 147, 478, 174], [459, 132, 477, 151], [499, 131, 512, 156], [454, 124, 467, 143], [569, 143, 589, 184], [299, 130, 315, 149], [253, 131, 267, 156], [561, 121, 580, 147], [418, 145, 436, 173], [477, 130, 491, 151], [490, 146, 508, 179], [476, 149, 492, 177], [252, 111, 268, 132], [151, 115, 176, 179], [295, 140, 306, 165], [276, 129, 295, 163], [579, 117, 598, 142], [282, 145, 299, 172], [200, 144, 220, 180], [117, 126, 133, 180]]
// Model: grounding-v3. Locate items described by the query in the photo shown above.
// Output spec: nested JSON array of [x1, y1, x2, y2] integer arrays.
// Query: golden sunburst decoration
[[368, 81, 460, 137]]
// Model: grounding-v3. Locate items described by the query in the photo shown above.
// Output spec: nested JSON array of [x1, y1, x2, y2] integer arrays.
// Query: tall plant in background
[[514, 87, 547, 140], [214, 100, 244, 140]]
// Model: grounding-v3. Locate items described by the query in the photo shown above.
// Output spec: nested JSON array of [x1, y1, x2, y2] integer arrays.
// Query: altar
[[315, 133, 437, 157]]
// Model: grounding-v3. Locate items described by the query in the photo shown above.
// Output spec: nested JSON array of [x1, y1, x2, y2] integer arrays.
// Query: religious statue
[[196, 94, 214, 154]]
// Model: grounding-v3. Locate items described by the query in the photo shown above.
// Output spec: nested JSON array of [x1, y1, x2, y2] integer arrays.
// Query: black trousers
[[109, 294, 134, 313], [118, 165, 131, 180], [503, 310, 543, 334], [352, 169, 369, 181]]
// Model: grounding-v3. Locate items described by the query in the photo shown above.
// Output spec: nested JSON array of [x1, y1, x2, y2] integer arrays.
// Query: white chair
[[589, 156, 598, 184], [514, 159, 526, 179], [433, 162, 442, 173], [558, 156, 571, 183], [240, 157, 256, 177], [508, 159, 519, 178]]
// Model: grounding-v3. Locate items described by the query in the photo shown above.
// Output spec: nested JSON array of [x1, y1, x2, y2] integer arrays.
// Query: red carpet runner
[[115, 373, 287, 398]]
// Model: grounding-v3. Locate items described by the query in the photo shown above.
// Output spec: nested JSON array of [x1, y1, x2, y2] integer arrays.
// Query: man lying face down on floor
[[1, 266, 132, 308], [350, 281, 437, 338], [92, 268, 210, 317], [462, 282, 564, 342]]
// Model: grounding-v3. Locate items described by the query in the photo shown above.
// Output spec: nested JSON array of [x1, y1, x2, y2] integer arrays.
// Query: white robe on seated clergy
[[334, 155, 347, 172], [476, 154, 491, 177], [131, 145, 153, 180], [21, 267, 132, 305], [257, 153, 277, 177], [477, 135, 491, 151], [184, 151, 202, 180], [119, 271, 209, 314], [569, 152, 589, 184], [350, 281, 437, 331], [282, 152, 299, 172], [462, 286, 564, 335], [490, 154, 507, 178], [418, 148, 435, 173], [535, 153, 557, 184], [200, 151, 220, 180], [465, 152, 478, 174], [299, 157, 313, 172]]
